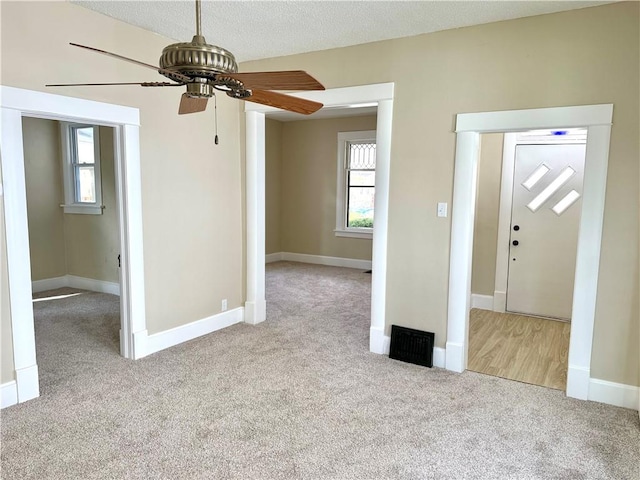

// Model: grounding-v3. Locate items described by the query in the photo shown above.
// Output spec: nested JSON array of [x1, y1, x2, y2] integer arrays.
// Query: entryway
[[468, 309, 570, 390], [469, 129, 586, 390], [446, 104, 613, 401]]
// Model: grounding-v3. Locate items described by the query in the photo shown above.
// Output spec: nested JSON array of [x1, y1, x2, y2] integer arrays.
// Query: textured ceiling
[[72, 1, 612, 63]]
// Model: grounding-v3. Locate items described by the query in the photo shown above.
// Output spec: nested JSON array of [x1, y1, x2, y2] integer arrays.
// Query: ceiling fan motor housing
[[159, 35, 241, 96]]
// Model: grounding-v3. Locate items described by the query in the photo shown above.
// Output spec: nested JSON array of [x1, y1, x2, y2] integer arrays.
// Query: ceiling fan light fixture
[[159, 37, 238, 85], [186, 82, 215, 98]]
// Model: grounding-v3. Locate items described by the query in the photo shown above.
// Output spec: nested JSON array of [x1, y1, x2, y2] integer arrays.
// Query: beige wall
[[1, 0, 243, 352], [471, 134, 503, 296], [265, 119, 282, 255], [22, 119, 119, 283], [63, 126, 119, 283], [243, 3, 639, 386], [275, 115, 377, 260], [22, 117, 67, 281]]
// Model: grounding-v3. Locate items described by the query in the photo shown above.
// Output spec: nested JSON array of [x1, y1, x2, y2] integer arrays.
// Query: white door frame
[[0, 86, 147, 405], [244, 83, 394, 353], [446, 104, 613, 400]]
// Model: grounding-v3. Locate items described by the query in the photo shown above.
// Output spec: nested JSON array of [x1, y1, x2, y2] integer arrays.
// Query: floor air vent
[[389, 325, 435, 368]]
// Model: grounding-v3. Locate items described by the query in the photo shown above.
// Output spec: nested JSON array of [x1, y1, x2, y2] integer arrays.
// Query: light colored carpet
[[1, 261, 638, 479]]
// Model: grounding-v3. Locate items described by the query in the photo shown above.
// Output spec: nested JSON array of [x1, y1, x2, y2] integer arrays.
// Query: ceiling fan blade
[[178, 93, 208, 115], [46, 82, 182, 87], [224, 71, 324, 91], [245, 90, 323, 115], [70, 43, 191, 83]]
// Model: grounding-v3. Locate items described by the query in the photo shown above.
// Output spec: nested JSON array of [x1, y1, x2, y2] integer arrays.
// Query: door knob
[[512, 240, 519, 246]]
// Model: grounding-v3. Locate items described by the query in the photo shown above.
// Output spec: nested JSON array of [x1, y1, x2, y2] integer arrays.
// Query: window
[[60, 123, 103, 214], [335, 130, 376, 238]]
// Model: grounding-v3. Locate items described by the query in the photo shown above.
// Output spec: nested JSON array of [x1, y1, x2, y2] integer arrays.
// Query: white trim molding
[[265, 252, 283, 263], [15, 364, 39, 403], [432, 347, 446, 369], [245, 83, 394, 354], [493, 133, 517, 313], [588, 378, 640, 411], [493, 291, 507, 313], [334, 229, 373, 239], [268, 252, 372, 270], [32, 275, 120, 296], [1, 86, 146, 406], [448, 104, 613, 401], [31, 276, 68, 293], [67, 276, 120, 296], [134, 307, 244, 358], [245, 110, 267, 326], [567, 365, 591, 400], [369, 326, 390, 355], [1, 381, 18, 409], [471, 294, 494, 311]]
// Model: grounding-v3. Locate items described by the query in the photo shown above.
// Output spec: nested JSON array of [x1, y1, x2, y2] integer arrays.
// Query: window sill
[[334, 228, 373, 239], [61, 204, 104, 215]]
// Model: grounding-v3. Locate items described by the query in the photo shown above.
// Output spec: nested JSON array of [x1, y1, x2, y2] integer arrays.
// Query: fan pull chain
[[214, 94, 219, 145]]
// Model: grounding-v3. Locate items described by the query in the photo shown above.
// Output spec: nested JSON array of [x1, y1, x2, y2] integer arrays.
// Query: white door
[[506, 144, 586, 320]]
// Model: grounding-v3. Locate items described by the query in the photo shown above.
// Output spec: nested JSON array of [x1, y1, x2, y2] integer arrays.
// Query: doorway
[[21, 117, 123, 388], [1, 86, 146, 406], [244, 83, 394, 354], [468, 130, 587, 390], [446, 104, 613, 400]]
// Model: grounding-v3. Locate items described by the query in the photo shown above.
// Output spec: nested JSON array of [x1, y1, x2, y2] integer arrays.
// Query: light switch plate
[[437, 202, 448, 217]]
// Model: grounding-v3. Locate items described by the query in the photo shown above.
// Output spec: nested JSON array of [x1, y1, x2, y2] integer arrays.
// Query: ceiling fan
[[46, 0, 325, 117]]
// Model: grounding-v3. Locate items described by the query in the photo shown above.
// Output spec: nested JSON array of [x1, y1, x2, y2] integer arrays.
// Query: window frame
[[335, 130, 376, 239], [60, 122, 103, 214]]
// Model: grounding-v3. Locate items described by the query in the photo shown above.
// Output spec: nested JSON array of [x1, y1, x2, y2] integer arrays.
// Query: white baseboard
[[31, 276, 68, 293], [589, 378, 639, 410], [370, 327, 445, 368], [567, 364, 590, 400], [1, 381, 17, 408], [369, 326, 389, 355], [15, 364, 39, 403], [432, 347, 446, 368], [493, 291, 506, 312], [265, 252, 283, 263], [445, 341, 465, 373], [244, 300, 266, 325], [32, 275, 120, 296], [268, 252, 372, 270], [67, 275, 120, 296], [471, 293, 494, 310], [141, 307, 244, 358]]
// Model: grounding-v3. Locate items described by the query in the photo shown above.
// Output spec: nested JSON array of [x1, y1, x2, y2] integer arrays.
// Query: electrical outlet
[[221, 299, 228, 312]]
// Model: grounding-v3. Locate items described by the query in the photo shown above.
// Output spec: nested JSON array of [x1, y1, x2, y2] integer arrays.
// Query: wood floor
[[467, 309, 570, 390]]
